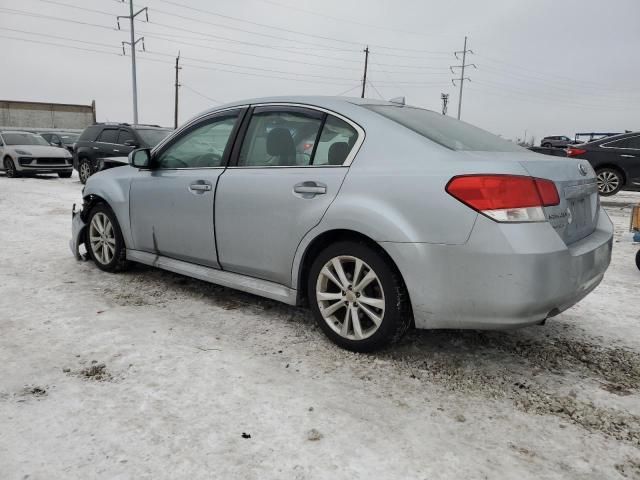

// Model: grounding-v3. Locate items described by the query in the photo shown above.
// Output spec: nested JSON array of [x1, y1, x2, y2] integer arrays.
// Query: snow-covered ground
[[1, 172, 639, 480]]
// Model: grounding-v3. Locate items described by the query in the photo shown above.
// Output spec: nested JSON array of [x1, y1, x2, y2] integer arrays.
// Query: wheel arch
[[595, 164, 628, 185], [293, 228, 411, 312]]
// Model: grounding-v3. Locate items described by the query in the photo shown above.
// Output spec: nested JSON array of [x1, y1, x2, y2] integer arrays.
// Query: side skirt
[[126, 249, 298, 305]]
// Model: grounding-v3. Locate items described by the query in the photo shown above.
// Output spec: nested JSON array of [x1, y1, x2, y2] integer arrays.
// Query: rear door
[[95, 128, 120, 159], [600, 135, 640, 183], [129, 108, 244, 267], [215, 105, 362, 285]]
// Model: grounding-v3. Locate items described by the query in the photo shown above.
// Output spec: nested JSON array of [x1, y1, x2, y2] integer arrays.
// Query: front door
[[215, 105, 361, 285], [129, 109, 243, 267]]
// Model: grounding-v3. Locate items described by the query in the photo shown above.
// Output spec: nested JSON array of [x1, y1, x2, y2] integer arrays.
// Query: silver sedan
[[70, 96, 613, 351]]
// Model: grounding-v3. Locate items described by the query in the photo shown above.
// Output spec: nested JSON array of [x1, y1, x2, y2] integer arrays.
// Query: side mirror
[[129, 148, 151, 168], [124, 139, 139, 147]]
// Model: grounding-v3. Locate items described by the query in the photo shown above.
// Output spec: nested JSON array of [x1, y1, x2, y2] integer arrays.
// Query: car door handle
[[620, 154, 636, 158], [92, 147, 99, 150], [294, 182, 327, 195], [189, 183, 212, 192], [113, 149, 120, 152]]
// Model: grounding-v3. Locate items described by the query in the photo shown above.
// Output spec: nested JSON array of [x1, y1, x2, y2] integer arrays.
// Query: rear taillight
[[567, 147, 586, 157], [446, 174, 560, 223]]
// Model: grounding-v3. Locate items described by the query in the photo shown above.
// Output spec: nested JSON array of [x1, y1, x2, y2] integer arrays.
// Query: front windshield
[[2, 132, 50, 146], [60, 133, 79, 144], [364, 104, 525, 152], [136, 128, 172, 147]]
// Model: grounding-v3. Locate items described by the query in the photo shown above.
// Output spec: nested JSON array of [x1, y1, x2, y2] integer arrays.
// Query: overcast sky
[[1, 0, 638, 143]]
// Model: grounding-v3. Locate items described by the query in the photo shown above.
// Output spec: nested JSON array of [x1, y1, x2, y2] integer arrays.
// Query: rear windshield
[[78, 125, 101, 142], [2, 132, 49, 146], [136, 128, 172, 147], [364, 105, 524, 152], [60, 133, 79, 144]]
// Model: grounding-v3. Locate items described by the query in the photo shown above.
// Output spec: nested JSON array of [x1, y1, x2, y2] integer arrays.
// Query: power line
[[366, 80, 385, 101], [334, 85, 362, 96], [181, 84, 223, 104]]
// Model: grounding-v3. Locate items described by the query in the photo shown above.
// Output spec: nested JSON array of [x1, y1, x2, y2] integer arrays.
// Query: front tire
[[3, 157, 20, 178], [58, 171, 72, 178], [308, 241, 410, 352], [86, 204, 130, 272], [596, 168, 623, 196], [78, 158, 92, 184]]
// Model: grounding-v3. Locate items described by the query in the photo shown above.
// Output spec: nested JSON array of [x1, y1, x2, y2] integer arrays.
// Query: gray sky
[[1, 0, 638, 143]]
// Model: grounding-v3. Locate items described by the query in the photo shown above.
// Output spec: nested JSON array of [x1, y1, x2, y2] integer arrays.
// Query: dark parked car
[[74, 123, 171, 183], [567, 131, 640, 196], [541, 135, 576, 148], [36, 131, 80, 154]]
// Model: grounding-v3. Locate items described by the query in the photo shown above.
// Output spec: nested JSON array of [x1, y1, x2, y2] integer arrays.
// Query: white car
[[0, 130, 73, 178]]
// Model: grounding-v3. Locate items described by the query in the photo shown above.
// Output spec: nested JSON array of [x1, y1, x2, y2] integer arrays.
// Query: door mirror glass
[[129, 148, 151, 168]]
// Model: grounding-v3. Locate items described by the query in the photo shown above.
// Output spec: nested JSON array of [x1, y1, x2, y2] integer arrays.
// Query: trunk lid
[[516, 151, 599, 245]]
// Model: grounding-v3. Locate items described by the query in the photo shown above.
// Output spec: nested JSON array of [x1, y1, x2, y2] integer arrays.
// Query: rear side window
[[604, 135, 640, 150], [97, 129, 119, 143], [78, 125, 101, 142], [364, 105, 524, 152], [312, 116, 358, 166]]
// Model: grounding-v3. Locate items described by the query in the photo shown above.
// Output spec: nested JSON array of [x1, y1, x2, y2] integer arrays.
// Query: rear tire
[[307, 241, 410, 352], [58, 171, 72, 178], [3, 157, 20, 178], [542, 142, 552, 148], [86, 203, 130, 273], [78, 158, 92, 184], [596, 168, 623, 196]]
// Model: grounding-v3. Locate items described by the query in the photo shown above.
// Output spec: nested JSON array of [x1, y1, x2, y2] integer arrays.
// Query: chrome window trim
[[151, 102, 365, 169], [601, 134, 640, 151]]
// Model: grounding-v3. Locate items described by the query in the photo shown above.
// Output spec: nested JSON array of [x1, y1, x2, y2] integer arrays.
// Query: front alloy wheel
[[86, 204, 129, 272], [308, 241, 410, 352], [79, 159, 92, 184], [596, 168, 622, 196], [3, 158, 19, 178]]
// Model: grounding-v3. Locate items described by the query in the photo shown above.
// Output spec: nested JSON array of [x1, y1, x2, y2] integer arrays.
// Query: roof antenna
[[389, 96, 405, 105]]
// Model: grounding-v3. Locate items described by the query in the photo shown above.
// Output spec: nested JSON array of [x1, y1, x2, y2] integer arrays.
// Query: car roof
[[0, 130, 39, 135], [589, 131, 640, 145]]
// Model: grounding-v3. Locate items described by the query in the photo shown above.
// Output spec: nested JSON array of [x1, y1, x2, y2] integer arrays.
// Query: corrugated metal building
[[0, 100, 96, 130]]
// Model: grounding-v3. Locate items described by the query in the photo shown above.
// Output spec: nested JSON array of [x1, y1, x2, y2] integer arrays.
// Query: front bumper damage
[[70, 203, 88, 260]]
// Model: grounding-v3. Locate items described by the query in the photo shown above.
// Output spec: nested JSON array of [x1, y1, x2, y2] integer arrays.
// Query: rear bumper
[[382, 207, 613, 330]]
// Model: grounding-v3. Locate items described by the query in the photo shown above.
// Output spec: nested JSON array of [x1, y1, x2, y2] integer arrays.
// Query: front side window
[[118, 129, 135, 145], [155, 114, 238, 169], [98, 129, 119, 144], [238, 109, 323, 167]]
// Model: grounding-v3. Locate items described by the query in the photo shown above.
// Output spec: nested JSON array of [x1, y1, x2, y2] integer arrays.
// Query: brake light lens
[[567, 147, 586, 157], [446, 174, 560, 223]]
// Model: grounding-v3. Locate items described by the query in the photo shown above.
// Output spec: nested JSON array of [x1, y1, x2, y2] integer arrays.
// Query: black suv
[[74, 123, 172, 183], [567, 131, 640, 196]]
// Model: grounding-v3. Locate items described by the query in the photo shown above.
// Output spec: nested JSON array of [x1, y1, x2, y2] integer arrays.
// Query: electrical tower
[[450, 36, 476, 120], [117, 0, 148, 125], [174, 52, 181, 129], [441, 93, 449, 115], [361, 46, 369, 98]]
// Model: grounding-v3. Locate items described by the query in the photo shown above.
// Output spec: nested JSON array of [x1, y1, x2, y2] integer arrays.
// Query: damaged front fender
[[69, 204, 88, 260]]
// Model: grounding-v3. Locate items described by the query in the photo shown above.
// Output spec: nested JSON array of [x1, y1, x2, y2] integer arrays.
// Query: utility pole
[[174, 51, 181, 129], [450, 36, 476, 120], [361, 46, 369, 99], [441, 93, 449, 115], [117, 1, 148, 125]]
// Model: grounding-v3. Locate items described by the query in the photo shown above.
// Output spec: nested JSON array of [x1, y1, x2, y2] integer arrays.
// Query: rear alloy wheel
[[79, 158, 92, 184], [308, 241, 410, 352], [596, 168, 622, 196], [3, 157, 19, 178], [87, 204, 129, 272]]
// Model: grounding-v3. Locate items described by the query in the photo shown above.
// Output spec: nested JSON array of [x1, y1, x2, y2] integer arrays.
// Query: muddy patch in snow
[[65, 361, 114, 382]]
